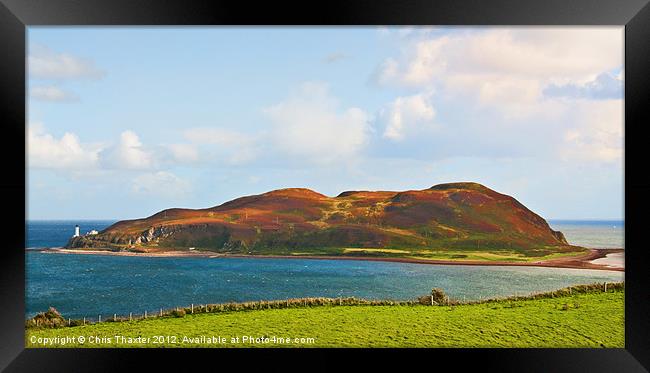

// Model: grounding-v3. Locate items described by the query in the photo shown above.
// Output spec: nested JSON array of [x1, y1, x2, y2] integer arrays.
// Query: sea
[[25, 220, 624, 319]]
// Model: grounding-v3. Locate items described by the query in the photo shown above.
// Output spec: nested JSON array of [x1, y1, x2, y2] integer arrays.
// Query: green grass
[[405, 249, 587, 262], [26, 289, 623, 348], [244, 246, 586, 263]]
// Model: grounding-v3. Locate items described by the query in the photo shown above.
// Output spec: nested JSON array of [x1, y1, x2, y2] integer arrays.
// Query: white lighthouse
[[73, 225, 80, 238]]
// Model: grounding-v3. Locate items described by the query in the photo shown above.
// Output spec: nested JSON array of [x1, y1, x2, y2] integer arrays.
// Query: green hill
[[66, 182, 581, 259]]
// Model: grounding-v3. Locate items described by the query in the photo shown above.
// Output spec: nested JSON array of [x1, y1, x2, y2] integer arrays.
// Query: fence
[[26, 281, 623, 329]]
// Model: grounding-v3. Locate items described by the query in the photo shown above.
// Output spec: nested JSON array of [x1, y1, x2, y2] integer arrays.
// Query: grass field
[[266, 247, 587, 262], [26, 288, 623, 348], [404, 249, 584, 262]]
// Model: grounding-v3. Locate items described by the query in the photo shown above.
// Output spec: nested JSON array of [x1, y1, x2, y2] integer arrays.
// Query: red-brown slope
[[67, 183, 571, 256]]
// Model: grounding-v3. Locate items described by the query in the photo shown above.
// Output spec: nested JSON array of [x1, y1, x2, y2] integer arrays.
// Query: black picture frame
[[1, 0, 649, 371]]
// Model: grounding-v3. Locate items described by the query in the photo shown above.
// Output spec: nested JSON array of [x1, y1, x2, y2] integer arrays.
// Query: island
[[59, 182, 620, 270]]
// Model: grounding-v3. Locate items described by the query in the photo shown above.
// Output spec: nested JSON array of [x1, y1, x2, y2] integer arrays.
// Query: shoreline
[[35, 247, 624, 272]]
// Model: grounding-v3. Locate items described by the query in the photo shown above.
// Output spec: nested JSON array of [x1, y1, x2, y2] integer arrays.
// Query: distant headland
[[58, 182, 621, 270]]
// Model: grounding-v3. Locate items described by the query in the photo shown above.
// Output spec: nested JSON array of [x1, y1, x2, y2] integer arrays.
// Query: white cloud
[[29, 44, 105, 80], [28, 125, 162, 172], [559, 99, 623, 163], [445, 74, 545, 118], [183, 127, 257, 164], [374, 58, 399, 85], [383, 28, 622, 85], [376, 27, 623, 118], [30, 86, 78, 102], [165, 143, 200, 163], [380, 92, 437, 140], [179, 82, 370, 166], [371, 27, 623, 164], [263, 82, 370, 164], [100, 131, 154, 170], [29, 126, 190, 203], [544, 72, 623, 100], [131, 171, 191, 198], [27, 123, 100, 170]]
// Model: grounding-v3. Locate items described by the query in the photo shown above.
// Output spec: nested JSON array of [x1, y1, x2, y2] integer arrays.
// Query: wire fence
[[26, 281, 624, 329]]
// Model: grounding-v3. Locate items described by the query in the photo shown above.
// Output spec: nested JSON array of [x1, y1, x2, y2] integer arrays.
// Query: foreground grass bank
[[27, 287, 623, 348]]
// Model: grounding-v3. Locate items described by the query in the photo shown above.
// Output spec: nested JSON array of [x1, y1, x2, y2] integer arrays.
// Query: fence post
[[98, 315, 101, 323], [68, 318, 70, 326], [114, 314, 116, 322], [430, 295, 434, 306], [160, 308, 163, 317], [144, 311, 147, 318], [129, 312, 132, 321], [191, 304, 194, 314], [604, 282, 607, 292], [83, 317, 85, 325]]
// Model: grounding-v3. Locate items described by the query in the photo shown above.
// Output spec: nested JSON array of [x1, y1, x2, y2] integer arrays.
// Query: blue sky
[[27, 27, 624, 220]]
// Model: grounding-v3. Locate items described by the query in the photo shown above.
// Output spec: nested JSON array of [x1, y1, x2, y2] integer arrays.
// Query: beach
[[588, 251, 625, 269], [39, 247, 624, 272]]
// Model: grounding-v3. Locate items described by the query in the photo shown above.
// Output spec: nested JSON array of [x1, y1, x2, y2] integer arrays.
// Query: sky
[[27, 27, 624, 220]]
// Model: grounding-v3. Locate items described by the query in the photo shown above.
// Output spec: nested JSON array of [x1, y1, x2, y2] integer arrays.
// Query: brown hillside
[[67, 182, 573, 257]]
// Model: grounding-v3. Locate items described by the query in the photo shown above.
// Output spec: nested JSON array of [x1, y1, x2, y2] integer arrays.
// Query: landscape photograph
[[26, 26, 624, 348]]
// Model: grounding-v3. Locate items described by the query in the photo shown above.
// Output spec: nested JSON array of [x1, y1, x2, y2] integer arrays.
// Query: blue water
[[548, 220, 624, 248], [26, 220, 624, 319], [26, 220, 116, 249]]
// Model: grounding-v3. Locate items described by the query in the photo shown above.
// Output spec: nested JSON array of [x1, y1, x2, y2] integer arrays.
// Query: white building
[[87, 230, 99, 235], [73, 225, 80, 238]]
